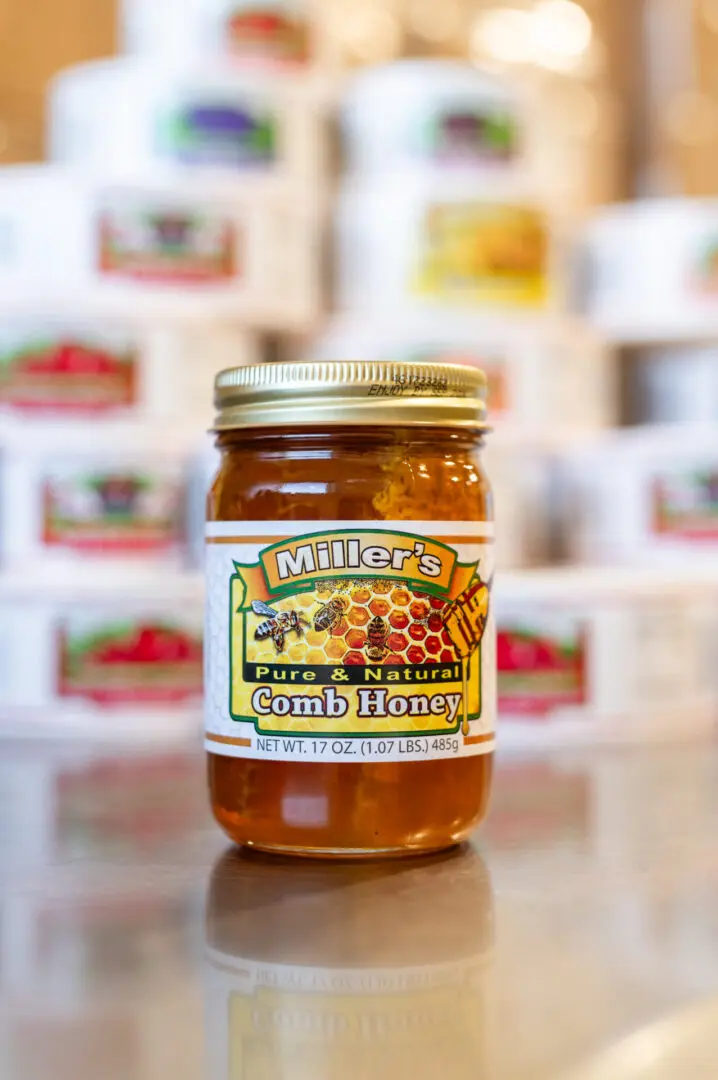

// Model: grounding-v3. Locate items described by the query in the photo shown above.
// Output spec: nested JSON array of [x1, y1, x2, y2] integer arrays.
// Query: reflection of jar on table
[[205, 844, 494, 1080]]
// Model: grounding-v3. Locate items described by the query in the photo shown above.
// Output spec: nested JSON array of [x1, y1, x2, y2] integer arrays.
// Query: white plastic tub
[[487, 438, 553, 570], [580, 198, 718, 339], [556, 424, 718, 568], [0, 167, 320, 330], [307, 313, 612, 433], [335, 172, 554, 313], [0, 571, 203, 736], [0, 425, 194, 572], [341, 60, 522, 177], [632, 345, 718, 424], [49, 59, 322, 184], [496, 568, 716, 745], [121, 0, 318, 66], [0, 320, 258, 424]]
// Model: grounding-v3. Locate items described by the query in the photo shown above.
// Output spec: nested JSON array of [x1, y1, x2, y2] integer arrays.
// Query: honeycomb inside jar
[[208, 426, 494, 857]]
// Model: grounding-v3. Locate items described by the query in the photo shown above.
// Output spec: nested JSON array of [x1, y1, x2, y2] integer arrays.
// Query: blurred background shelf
[[0, 0, 715, 747]]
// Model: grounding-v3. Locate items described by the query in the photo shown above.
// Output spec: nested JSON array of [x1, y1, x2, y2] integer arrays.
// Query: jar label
[[652, 469, 718, 541], [205, 521, 496, 763], [498, 615, 588, 717], [693, 236, 718, 293], [57, 613, 203, 706], [412, 203, 548, 307], [423, 107, 519, 165], [224, 9, 311, 63], [97, 201, 238, 283], [0, 338, 137, 414], [158, 102, 278, 168], [41, 468, 184, 553]]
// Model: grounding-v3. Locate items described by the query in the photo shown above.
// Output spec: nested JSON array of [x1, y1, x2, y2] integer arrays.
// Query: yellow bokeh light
[[470, 8, 534, 65], [701, 0, 718, 33], [408, 0, 463, 43], [530, 0, 593, 69], [330, 4, 403, 63], [665, 92, 718, 146]]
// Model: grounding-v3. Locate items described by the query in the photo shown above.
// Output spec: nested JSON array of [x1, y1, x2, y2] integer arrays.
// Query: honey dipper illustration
[[442, 578, 491, 736]]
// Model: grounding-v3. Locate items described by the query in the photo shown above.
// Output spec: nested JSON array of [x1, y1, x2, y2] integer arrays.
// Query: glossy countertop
[[1, 735, 717, 1079]]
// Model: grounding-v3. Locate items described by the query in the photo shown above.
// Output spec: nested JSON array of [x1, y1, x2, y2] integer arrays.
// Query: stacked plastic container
[[0, 0, 325, 738], [520, 198, 718, 746], [493, 195, 718, 743], [309, 61, 614, 569], [309, 61, 701, 747], [577, 202, 718, 569]]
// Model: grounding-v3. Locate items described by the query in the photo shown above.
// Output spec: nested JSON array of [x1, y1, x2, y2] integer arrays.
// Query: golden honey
[[206, 361, 494, 857]]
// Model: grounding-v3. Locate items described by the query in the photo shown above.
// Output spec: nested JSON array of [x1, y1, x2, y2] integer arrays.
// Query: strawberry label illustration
[[57, 617, 203, 706], [42, 469, 184, 553], [497, 617, 587, 717], [652, 469, 718, 541], [425, 108, 518, 165], [97, 205, 238, 283], [160, 102, 277, 167], [413, 203, 548, 307], [0, 339, 137, 414], [205, 522, 496, 763], [224, 7, 310, 62]]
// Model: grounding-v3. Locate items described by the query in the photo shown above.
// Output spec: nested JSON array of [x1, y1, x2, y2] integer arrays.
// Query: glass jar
[[205, 360, 495, 857]]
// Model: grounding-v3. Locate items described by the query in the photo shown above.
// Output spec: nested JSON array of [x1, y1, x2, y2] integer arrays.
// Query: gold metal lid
[[213, 360, 488, 431]]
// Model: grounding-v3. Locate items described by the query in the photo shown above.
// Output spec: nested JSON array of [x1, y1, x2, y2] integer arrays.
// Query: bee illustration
[[366, 615, 389, 662], [252, 600, 305, 653], [313, 595, 349, 634]]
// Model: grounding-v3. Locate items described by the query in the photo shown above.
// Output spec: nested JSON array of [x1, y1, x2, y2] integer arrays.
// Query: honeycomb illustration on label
[[244, 579, 471, 668], [231, 576, 490, 737]]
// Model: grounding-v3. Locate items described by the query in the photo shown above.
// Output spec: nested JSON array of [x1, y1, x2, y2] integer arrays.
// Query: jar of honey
[[205, 360, 495, 856]]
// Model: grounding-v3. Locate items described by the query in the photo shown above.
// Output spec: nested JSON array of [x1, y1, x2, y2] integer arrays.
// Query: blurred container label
[[224, 8, 310, 62], [158, 102, 278, 167], [413, 203, 548, 307], [423, 108, 518, 166], [497, 615, 587, 717], [57, 615, 203, 706], [97, 203, 239, 283], [0, 338, 137, 414], [693, 236, 718, 293], [652, 469, 718, 541], [42, 468, 184, 553]]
